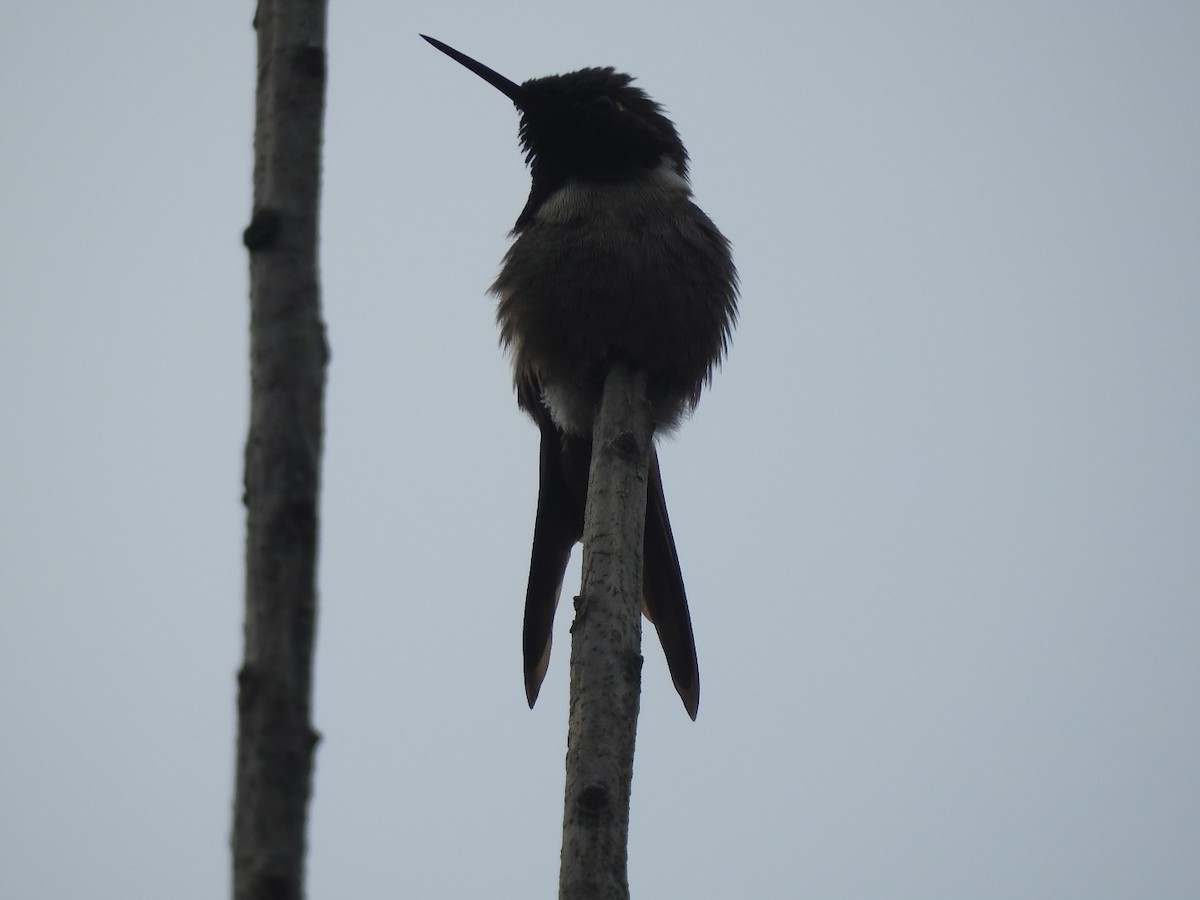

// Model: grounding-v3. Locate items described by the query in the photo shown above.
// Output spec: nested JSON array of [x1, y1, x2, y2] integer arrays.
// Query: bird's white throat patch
[[534, 160, 692, 224]]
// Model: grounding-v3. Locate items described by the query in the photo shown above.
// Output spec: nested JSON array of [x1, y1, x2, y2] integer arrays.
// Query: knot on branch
[[294, 45, 326, 79], [243, 208, 282, 250], [609, 430, 641, 460], [568, 593, 589, 633], [577, 783, 611, 822]]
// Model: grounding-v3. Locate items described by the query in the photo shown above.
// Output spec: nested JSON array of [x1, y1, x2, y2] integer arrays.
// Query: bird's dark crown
[[516, 68, 689, 187]]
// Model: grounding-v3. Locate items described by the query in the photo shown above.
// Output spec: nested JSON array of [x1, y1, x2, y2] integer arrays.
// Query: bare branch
[[559, 362, 653, 900], [232, 1, 329, 898]]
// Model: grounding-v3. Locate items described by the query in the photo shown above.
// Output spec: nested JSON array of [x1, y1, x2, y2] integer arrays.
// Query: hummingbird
[[422, 36, 737, 719]]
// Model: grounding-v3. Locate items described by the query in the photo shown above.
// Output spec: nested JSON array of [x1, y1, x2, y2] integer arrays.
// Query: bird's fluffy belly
[[493, 180, 734, 434]]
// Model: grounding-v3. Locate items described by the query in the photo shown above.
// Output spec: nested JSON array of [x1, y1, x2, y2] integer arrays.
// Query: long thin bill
[[420, 35, 527, 105]]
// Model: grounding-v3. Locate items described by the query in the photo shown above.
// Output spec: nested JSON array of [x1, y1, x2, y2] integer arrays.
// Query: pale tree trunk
[[559, 363, 652, 900], [232, 1, 329, 898]]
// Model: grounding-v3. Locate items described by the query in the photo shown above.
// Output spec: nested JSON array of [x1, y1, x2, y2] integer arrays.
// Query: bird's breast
[[492, 168, 736, 435]]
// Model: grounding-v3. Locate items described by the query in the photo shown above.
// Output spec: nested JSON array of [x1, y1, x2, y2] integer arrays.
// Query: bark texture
[[232, 2, 328, 899], [559, 363, 652, 900]]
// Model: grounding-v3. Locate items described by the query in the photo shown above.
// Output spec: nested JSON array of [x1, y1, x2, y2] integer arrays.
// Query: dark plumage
[[424, 36, 737, 718]]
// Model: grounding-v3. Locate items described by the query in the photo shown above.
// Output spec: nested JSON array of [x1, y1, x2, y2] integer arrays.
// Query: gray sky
[[3, 1, 1198, 897]]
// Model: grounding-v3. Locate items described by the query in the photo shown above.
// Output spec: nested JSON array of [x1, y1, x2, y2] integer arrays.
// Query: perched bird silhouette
[[423, 36, 737, 718]]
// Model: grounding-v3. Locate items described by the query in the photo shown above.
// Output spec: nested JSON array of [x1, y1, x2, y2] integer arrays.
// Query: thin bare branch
[[559, 362, 653, 900], [232, 1, 329, 898]]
